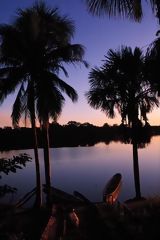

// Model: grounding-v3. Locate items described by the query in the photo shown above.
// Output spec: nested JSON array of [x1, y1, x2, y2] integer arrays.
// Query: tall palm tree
[[0, 37, 42, 208], [86, 46, 159, 127], [0, 2, 87, 205], [85, 0, 160, 22], [86, 46, 158, 200]]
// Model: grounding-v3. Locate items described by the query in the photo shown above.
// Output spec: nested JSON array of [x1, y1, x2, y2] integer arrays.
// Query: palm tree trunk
[[132, 140, 141, 199], [29, 78, 42, 208], [132, 118, 142, 199], [31, 115, 42, 208], [42, 118, 51, 205]]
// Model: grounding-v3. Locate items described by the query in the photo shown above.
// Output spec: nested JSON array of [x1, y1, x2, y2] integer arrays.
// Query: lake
[[1, 135, 160, 204]]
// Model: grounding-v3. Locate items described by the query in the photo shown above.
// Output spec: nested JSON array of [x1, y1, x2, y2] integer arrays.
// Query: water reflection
[[127, 127, 151, 201], [1, 132, 160, 204], [104, 126, 152, 201]]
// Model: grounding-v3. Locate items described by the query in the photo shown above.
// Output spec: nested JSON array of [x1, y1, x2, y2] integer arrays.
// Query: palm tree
[[85, 0, 160, 22], [86, 46, 158, 199], [86, 46, 159, 127], [0, 2, 87, 205], [0, 40, 42, 208]]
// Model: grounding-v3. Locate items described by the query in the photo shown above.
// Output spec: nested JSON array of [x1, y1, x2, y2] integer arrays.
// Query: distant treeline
[[0, 122, 160, 150]]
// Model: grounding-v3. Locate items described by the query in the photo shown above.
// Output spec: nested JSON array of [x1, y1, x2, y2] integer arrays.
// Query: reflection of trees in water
[[124, 126, 151, 200], [130, 126, 151, 200], [104, 126, 152, 147], [125, 126, 151, 200], [56, 124, 152, 147], [0, 124, 157, 149], [104, 126, 152, 201], [0, 154, 31, 198], [0, 125, 154, 202]]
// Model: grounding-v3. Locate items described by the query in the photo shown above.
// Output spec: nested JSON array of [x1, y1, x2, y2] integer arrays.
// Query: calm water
[[1, 135, 160, 204]]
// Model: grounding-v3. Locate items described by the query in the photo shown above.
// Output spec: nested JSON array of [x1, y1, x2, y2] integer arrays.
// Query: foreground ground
[[1, 197, 160, 240]]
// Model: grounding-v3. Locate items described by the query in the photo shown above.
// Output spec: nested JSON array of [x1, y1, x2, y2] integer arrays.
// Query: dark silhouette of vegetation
[[86, 0, 143, 20], [146, 31, 160, 101], [0, 154, 31, 177], [0, 1, 87, 206], [85, 0, 160, 203], [86, 0, 160, 23], [86, 46, 159, 200], [0, 154, 31, 198], [84, 2, 160, 201], [132, 138, 142, 199], [1, 1, 160, 239], [0, 122, 157, 150], [86, 46, 159, 127]]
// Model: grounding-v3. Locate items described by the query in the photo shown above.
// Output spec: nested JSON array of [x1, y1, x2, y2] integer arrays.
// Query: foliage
[[146, 33, 160, 98], [0, 153, 32, 178], [86, 46, 159, 127], [0, 1, 87, 126], [85, 0, 160, 22], [86, 0, 143, 21], [0, 153, 31, 198], [0, 1, 87, 205]]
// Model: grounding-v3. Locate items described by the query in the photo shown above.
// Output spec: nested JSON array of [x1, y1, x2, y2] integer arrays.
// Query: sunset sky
[[0, 0, 160, 127]]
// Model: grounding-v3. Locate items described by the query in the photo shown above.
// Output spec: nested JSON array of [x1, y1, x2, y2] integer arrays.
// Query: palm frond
[[87, 45, 158, 125], [149, 0, 160, 22], [11, 83, 26, 127], [0, 1, 87, 129], [16, 1, 75, 43], [0, 66, 26, 104], [86, 0, 142, 21], [46, 71, 78, 102], [36, 79, 65, 122], [47, 44, 89, 68]]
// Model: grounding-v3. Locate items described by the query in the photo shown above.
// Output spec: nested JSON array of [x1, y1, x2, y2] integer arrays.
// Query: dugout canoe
[[103, 173, 122, 204]]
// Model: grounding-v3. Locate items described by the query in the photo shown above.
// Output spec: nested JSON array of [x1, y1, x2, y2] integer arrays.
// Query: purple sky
[[0, 0, 159, 127]]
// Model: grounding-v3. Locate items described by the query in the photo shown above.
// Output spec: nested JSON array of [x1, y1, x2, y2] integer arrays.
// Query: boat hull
[[103, 173, 122, 204]]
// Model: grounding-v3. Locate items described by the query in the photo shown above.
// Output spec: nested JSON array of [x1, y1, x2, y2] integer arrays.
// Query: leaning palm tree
[[0, 1, 87, 205], [85, 0, 160, 22]]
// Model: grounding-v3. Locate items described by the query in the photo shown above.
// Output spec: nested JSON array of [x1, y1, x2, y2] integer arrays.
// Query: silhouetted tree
[[86, 46, 157, 199], [0, 18, 42, 207], [86, 46, 159, 127], [0, 1, 87, 205]]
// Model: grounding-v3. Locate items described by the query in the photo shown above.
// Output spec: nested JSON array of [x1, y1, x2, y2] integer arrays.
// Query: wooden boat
[[73, 191, 91, 205], [103, 173, 122, 205], [43, 186, 85, 207]]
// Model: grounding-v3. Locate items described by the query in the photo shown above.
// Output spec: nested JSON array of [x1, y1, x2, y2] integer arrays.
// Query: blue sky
[[0, 0, 160, 127]]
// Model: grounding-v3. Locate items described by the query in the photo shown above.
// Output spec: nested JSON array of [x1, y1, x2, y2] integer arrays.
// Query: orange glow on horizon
[[1, 105, 160, 128]]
